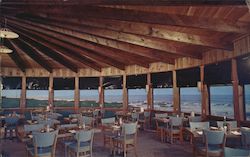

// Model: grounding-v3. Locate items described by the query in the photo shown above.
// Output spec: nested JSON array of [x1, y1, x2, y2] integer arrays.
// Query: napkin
[[68, 130, 76, 133], [231, 131, 241, 135], [197, 131, 203, 135]]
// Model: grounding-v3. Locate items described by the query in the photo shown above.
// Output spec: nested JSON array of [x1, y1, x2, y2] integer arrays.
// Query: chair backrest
[[224, 147, 250, 157], [170, 117, 183, 127], [144, 111, 150, 118], [69, 114, 80, 118], [131, 112, 139, 121], [75, 129, 93, 143], [32, 129, 58, 147], [101, 117, 116, 125], [217, 121, 237, 128], [93, 110, 99, 117], [190, 122, 210, 131], [204, 130, 225, 145], [241, 127, 250, 147], [155, 113, 168, 118], [189, 116, 202, 122], [38, 119, 58, 127], [24, 124, 44, 133], [122, 122, 138, 135], [5, 116, 19, 125], [82, 116, 93, 126], [59, 124, 77, 129], [32, 115, 42, 121]]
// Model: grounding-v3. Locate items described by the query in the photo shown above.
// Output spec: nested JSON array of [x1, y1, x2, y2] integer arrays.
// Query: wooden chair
[[113, 122, 138, 157], [138, 111, 150, 130], [194, 130, 226, 157], [164, 117, 183, 144], [27, 130, 58, 157], [224, 147, 250, 157], [217, 121, 237, 129], [101, 117, 116, 147], [67, 129, 94, 157], [155, 113, 168, 142]]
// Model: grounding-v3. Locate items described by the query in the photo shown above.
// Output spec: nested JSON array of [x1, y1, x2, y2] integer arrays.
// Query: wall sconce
[[197, 81, 202, 91], [98, 86, 102, 93], [146, 85, 150, 92]]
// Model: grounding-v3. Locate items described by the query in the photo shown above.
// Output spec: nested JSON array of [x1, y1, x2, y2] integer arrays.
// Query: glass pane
[[80, 90, 99, 107], [180, 87, 201, 114], [210, 86, 234, 118], [128, 89, 147, 109], [153, 88, 173, 111], [2, 89, 21, 108], [54, 90, 74, 107], [104, 89, 123, 108], [26, 90, 48, 108], [245, 85, 250, 120]]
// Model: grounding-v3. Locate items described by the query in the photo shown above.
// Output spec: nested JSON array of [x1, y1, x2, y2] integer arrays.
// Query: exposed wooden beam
[[11, 28, 79, 73], [10, 39, 53, 72], [5, 39, 27, 72], [10, 23, 126, 70], [1, 0, 246, 6], [25, 6, 250, 33], [7, 17, 179, 64], [30, 17, 204, 57], [42, 16, 232, 50], [10, 24, 102, 72]]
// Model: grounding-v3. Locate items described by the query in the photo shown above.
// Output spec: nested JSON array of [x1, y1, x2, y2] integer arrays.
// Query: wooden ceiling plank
[[22, 5, 250, 34], [10, 39, 53, 72], [11, 25, 102, 72], [7, 17, 180, 63], [1, 0, 246, 6], [10, 23, 126, 70], [5, 39, 27, 72], [27, 16, 207, 57]]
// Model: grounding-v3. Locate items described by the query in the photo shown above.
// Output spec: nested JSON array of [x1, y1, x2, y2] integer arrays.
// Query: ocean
[[1, 88, 250, 120]]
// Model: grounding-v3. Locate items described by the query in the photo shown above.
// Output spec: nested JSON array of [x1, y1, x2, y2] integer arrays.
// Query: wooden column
[[99, 76, 104, 107], [200, 66, 209, 119], [20, 74, 26, 109], [74, 73, 80, 110], [232, 59, 244, 122], [173, 70, 180, 113], [123, 74, 128, 112], [147, 73, 153, 110], [48, 73, 54, 106]]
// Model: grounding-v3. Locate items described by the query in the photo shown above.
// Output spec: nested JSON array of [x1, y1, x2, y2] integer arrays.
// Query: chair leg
[[123, 143, 126, 157], [134, 146, 138, 157]]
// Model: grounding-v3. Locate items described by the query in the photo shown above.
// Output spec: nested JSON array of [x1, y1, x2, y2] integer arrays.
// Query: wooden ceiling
[[1, 0, 250, 72]]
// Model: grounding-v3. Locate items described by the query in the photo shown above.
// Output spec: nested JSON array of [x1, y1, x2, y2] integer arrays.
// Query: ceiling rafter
[[9, 23, 127, 70], [10, 39, 53, 72], [5, 39, 27, 72], [10, 24, 103, 72], [9, 25, 79, 73], [38, 16, 233, 50], [7, 17, 181, 63], [24, 15, 207, 57], [21, 5, 250, 34]]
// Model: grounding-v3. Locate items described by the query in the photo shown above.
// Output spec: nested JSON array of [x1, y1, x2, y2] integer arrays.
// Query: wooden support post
[[20, 74, 26, 110], [99, 76, 104, 108], [74, 73, 80, 110], [232, 59, 244, 122], [48, 73, 54, 107], [200, 66, 209, 119], [123, 74, 128, 112], [173, 70, 180, 113], [147, 73, 153, 110]]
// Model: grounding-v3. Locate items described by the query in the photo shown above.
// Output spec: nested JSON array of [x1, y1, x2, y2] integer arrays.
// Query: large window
[[54, 78, 74, 107], [154, 88, 173, 111], [245, 85, 250, 120], [2, 77, 21, 108], [104, 76, 123, 108], [127, 74, 147, 109], [210, 86, 234, 118], [26, 77, 49, 108], [180, 87, 201, 114], [151, 72, 173, 111], [79, 77, 99, 107]]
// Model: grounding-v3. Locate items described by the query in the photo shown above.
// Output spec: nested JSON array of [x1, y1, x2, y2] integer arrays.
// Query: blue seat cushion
[[68, 141, 90, 151], [197, 145, 223, 154], [29, 146, 52, 157]]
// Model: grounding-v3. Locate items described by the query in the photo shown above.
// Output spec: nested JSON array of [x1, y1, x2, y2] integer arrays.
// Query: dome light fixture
[[0, 45, 13, 54], [0, 28, 19, 39]]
